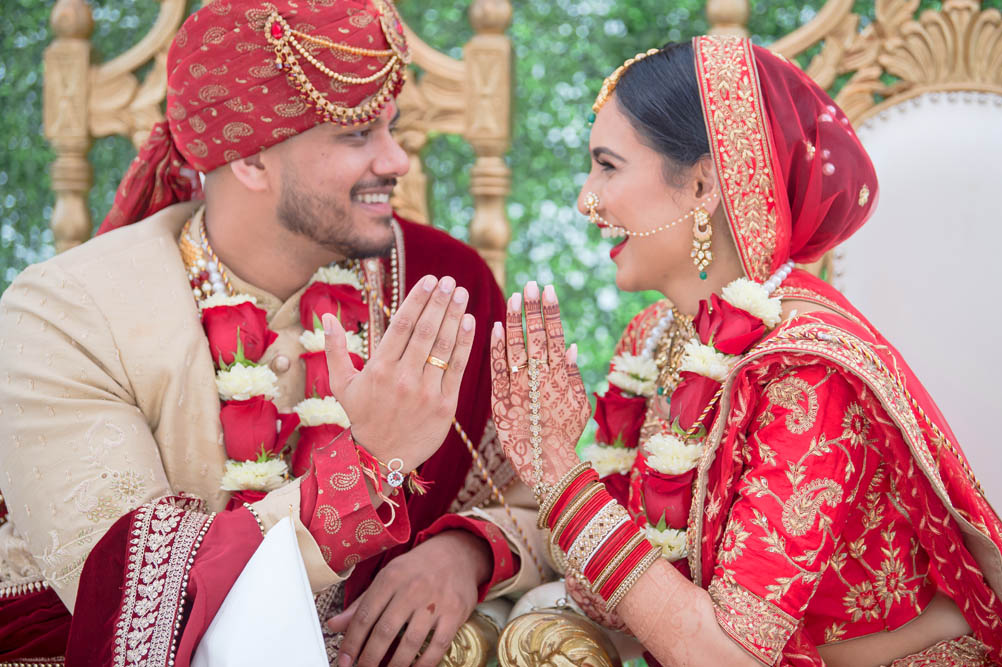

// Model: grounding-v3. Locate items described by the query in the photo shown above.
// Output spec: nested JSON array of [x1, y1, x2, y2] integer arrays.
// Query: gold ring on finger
[[510, 363, 525, 374], [426, 355, 449, 370]]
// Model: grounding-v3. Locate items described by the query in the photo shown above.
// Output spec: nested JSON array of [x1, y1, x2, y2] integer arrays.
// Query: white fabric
[[192, 517, 328, 667], [838, 91, 1002, 509]]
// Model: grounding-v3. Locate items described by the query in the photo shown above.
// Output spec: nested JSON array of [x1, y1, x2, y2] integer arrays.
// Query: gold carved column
[[706, 0, 749, 36], [43, 0, 94, 253], [465, 0, 513, 287]]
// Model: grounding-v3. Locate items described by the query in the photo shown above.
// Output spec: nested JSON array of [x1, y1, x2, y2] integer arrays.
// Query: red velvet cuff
[[300, 428, 410, 573], [415, 514, 519, 602]]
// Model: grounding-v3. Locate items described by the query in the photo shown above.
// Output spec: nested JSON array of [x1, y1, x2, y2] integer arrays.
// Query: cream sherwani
[[0, 202, 548, 611]]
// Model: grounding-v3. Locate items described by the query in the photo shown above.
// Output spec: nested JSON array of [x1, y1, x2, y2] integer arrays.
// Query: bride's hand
[[490, 282, 590, 495]]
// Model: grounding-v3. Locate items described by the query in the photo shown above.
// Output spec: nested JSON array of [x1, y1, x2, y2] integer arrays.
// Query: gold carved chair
[[496, 1, 1002, 664], [43, 1, 514, 665]]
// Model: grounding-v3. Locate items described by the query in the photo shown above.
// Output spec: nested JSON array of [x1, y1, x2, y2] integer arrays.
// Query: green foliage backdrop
[[0, 0, 981, 399]]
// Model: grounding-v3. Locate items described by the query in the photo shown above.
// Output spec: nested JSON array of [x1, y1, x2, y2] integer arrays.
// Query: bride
[[490, 36, 1002, 666]]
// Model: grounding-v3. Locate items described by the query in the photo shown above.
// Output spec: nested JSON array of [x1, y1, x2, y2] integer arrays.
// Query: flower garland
[[180, 211, 413, 511], [588, 260, 795, 565]]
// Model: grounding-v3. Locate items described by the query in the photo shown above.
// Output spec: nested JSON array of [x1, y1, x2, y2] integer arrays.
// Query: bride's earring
[[691, 207, 712, 280]]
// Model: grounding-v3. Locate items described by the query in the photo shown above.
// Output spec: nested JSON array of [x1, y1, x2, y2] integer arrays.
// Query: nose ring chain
[[585, 191, 719, 239]]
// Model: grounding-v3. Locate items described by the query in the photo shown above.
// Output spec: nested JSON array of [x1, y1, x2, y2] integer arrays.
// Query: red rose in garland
[[593, 386, 647, 448], [642, 467, 697, 529], [300, 282, 368, 333], [202, 301, 278, 365], [219, 396, 299, 461], [668, 371, 722, 434], [694, 293, 765, 355]]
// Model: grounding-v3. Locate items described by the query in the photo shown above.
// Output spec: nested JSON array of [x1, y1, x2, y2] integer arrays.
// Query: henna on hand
[[490, 283, 590, 494]]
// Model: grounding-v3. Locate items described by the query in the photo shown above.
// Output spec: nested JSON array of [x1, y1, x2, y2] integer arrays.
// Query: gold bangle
[[605, 543, 661, 612], [242, 502, 267, 537], [592, 530, 646, 594], [537, 460, 594, 529], [549, 483, 603, 549], [565, 500, 631, 573]]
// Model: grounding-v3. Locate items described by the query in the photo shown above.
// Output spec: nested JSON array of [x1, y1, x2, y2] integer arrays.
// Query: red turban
[[99, 0, 410, 234]]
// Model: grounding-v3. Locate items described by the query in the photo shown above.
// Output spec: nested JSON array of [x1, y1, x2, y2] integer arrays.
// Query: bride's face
[[577, 95, 699, 293]]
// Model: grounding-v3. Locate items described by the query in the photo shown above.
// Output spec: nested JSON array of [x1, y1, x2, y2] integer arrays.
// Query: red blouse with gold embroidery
[[708, 361, 937, 662]]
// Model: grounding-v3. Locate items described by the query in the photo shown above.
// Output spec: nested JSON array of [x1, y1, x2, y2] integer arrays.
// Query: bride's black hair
[[614, 41, 709, 187]]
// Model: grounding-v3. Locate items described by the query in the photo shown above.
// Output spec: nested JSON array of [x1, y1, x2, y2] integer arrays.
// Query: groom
[[0, 1, 547, 665]]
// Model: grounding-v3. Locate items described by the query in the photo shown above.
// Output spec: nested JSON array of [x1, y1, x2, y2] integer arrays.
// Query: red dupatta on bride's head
[[693, 36, 877, 283], [689, 35, 1002, 659]]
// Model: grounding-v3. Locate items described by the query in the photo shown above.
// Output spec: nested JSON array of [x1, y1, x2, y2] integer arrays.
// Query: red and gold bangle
[[592, 530, 648, 594], [583, 520, 638, 581], [550, 483, 602, 546], [565, 500, 631, 574], [557, 490, 610, 550], [605, 544, 661, 611], [539, 462, 598, 529], [598, 536, 655, 599]]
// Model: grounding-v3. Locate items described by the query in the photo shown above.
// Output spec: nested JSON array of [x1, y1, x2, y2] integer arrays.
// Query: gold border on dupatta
[[687, 322, 1002, 637], [693, 36, 779, 284]]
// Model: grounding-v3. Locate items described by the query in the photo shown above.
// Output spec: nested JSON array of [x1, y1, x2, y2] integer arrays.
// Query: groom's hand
[[327, 531, 491, 667], [323, 274, 475, 473]]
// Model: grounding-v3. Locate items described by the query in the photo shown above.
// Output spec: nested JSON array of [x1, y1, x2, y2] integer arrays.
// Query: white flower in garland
[[644, 433, 702, 475], [199, 292, 257, 312], [644, 524, 688, 562], [294, 396, 351, 428], [220, 458, 289, 492], [607, 353, 659, 397], [679, 340, 736, 383], [721, 278, 782, 328], [311, 265, 363, 289], [580, 443, 638, 477], [299, 328, 365, 355], [216, 364, 280, 401]]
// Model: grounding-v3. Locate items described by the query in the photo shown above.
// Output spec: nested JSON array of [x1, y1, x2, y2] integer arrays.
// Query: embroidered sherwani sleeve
[[0, 263, 173, 610], [709, 364, 867, 664]]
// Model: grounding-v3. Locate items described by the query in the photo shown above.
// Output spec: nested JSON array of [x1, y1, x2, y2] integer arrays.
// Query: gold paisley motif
[[245, 6, 272, 29], [249, 61, 280, 78], [236, 41, 266, 53], [316, 505, 342, 535], [186, 139, 209, 158], [329, 465, 360, 491], [781, 478, 843, 536], [224, 96, 254, 113], [355, 519, 382, 543], [175, 26, 189, 48], [272, 127, 298, 139], [343, 553, 362, 568], [202, 26, 227, 45], [348, 8, 375, 27], [189, 63, 208, 79], [766, 376, 818, 434], [274, 97, 308, 117], [209, 1, 232, 16], [222, 121, 253, 143], [320, 544, 333, 562], [168, 103, 187, 121], [210, 65, 229, 76], [188, 115, 207, 133], [198, 84, 229, 103], [223, 149, 241, 162]]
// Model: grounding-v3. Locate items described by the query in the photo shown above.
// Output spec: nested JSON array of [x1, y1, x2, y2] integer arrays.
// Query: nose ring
[[585, 192, 607, 226]]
